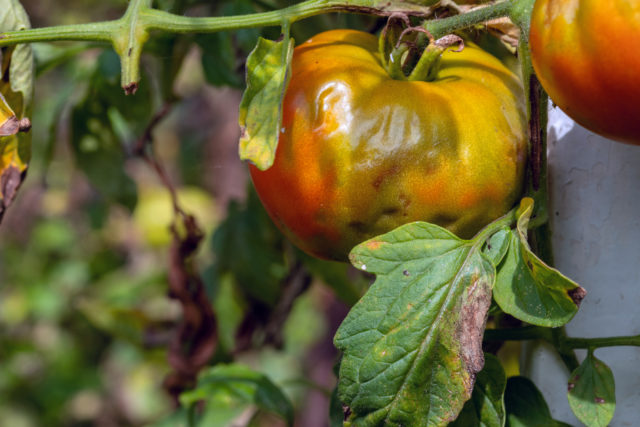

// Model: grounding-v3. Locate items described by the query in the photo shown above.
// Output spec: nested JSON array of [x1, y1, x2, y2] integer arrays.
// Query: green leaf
[[449, 353, 506, 427], [330, 386, 346, 427], [0, 0, 33, 108], [70, 50, 153, 211], [0, 0, 34, 220], [483, 227, 511, 268], [300, 252, 369, 306], [567, 352, 616, 427], [335, 222, 495, 426], [198, 32, 244, 88], [238, 36, 293, 170], [211, 190, 287, 306], [180, 363, 294, 427], [494, 199, 585, 327], [505, 376, 571, 427]]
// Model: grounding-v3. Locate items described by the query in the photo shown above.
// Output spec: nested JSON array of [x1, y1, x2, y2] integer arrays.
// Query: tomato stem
[[424, 0, 513, 39]]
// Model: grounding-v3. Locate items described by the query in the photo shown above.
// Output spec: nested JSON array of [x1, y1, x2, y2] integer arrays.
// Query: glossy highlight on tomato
[[250, 30, 527, 261], [530, 0, 640, 145]]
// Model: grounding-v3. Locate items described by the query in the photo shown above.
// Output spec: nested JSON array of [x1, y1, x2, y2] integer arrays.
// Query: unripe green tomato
[[530, 0, 640, 145], [250, 30, 527, 261]]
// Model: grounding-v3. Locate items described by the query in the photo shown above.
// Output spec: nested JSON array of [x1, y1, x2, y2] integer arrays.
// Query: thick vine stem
[[0, 0, 516, 91]]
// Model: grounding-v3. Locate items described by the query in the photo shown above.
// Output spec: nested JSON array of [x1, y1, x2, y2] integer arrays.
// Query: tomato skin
[[530, 0, 640, 145], [250, 30, 527, 261]]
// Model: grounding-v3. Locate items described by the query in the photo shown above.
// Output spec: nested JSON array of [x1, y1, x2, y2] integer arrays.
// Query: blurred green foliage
[[0, 0, 374, 425]]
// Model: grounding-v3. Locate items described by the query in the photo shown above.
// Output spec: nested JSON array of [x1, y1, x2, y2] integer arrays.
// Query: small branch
[[565, 335, 640, 350]]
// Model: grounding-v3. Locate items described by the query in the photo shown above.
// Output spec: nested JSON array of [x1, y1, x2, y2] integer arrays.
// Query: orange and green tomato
[[250, 30, 528, 261]]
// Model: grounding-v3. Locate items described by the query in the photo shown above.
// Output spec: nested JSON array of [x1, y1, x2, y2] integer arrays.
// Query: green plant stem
[[0, 0, 517, 90], [485, 327, 640, 357], [0, 0, 342, 47], [565, 335, 640, 349], [424, 0, 513, 39]]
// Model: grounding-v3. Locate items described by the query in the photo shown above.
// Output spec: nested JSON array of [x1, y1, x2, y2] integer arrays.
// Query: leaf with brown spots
[[336, 222, 496, 426], [568, 351, 616, 427], [493, 198, 585, 327], [0, 0, 34, 222]]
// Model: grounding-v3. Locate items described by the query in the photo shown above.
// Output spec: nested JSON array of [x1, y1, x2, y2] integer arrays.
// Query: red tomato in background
[[530, 0, 640, 145]]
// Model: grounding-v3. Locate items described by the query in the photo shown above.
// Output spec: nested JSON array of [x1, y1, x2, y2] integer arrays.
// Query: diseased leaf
[[0, 0, 34, 221], [567, 351, 616, 427], [505, 376, 571, 427], [180, 363, 294, 427], [0, 92, 18, 135], [494, 198, 585, 327], [450, 353, 506, 427], [238, 36, 293, 170], [335, 222, 495, 426]]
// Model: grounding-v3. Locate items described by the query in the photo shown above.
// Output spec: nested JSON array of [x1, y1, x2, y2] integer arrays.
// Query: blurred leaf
[[494, 198, 585, 327], [567, 351, 615, 427], [70, 50, 153, 211], [198, 0, 259, 89], [301, 253, 369, 306], [220, 0, 261, 53], [505, 376, 571, 427], [198, 32, 244, 88], [335, 222, 495, 426], [0, 0, 34, 221], [238, 36, 293, 170], [213, 274, 245, 353], [450, 353, 506, 427], [211, 190, 286, 306], [330, 386, 346, 427], [180, 364, 294, 427]]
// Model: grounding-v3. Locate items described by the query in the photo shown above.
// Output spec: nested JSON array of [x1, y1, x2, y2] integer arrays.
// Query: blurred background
[[0, 1, 376, 425]]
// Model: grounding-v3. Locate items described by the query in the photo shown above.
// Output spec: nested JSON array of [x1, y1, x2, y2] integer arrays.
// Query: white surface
[[522, 106, 640, 426]]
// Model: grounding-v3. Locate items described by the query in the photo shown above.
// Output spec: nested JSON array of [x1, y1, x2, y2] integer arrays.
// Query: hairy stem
[[424, 0, 513, 39]]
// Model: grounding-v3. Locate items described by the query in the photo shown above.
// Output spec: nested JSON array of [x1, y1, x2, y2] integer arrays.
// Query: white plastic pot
[[521, 106, 640, 426]]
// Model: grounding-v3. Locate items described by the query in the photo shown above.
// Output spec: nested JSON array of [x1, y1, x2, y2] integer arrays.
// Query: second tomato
[[530, 0, 640, 145]]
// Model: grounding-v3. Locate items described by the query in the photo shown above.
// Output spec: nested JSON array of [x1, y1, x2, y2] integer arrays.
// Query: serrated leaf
[[0, 0, 34, 221], [179, 363, 294, 427], [567, 352, 615, 427], [494, 198, 585, 327], [335, 222, 495, 426], [449, 353, 506, 427], [238, 36, 293, 170]]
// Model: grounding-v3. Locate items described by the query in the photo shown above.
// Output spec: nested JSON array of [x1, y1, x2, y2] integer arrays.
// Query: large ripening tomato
[[250, 30, 527, 261], [530, 0, 640, 145]]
